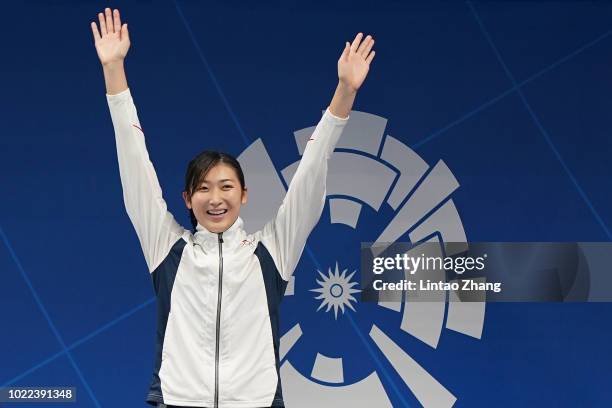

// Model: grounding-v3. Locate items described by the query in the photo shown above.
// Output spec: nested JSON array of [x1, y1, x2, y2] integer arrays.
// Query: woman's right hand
[[91, 8, 130, 66]]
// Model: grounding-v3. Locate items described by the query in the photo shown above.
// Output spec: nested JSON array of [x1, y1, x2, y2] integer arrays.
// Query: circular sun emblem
[[310, 263, 360, 320]]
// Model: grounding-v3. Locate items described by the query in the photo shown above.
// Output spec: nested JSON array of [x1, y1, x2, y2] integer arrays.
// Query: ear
[[241, 187, 248, 205], [182, 191, 192, 209]]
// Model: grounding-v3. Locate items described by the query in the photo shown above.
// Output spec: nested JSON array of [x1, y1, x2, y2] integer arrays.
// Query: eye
[[222, 185, 233, 190], [198, 186, 208, 192]]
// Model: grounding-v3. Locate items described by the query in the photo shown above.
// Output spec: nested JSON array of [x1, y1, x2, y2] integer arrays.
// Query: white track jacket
[[106, 89, 347, 407]]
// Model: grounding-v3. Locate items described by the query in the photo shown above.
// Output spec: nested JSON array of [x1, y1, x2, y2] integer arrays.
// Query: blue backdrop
[[1, 1, 611, 407]]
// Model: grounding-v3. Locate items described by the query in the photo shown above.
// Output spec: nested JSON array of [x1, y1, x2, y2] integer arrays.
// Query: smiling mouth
[[206, 209, 228, 217]]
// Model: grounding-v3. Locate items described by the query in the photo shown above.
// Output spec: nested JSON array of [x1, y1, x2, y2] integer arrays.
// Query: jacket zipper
[[214, 232, 224, 408]]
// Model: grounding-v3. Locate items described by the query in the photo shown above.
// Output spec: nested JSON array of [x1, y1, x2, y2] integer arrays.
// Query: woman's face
[[183, 163, 248, 233]]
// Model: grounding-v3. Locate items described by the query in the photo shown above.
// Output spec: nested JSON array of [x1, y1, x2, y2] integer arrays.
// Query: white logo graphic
[[310, 263, 360, 320], [238, 111, 485, 407]]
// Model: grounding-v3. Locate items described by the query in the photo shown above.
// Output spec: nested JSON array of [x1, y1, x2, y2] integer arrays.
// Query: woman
[[91, 7, 375, 408]]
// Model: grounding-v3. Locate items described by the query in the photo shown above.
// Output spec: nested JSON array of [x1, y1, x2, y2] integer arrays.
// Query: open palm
[[91, 8, 130, 66], [338, 33, 375, 92]]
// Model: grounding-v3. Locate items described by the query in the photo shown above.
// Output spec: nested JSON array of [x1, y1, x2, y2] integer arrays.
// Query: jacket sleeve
[[259, 108, 348, 281], [107, 88, 185, 273]]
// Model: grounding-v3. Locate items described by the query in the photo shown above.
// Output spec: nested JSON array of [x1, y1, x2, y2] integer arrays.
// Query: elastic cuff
[[324, 107, 350, 122], [106, 87, 131, 102]]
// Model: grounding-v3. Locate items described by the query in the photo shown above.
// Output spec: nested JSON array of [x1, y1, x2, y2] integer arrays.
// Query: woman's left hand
[[338, 33, 376, 93]]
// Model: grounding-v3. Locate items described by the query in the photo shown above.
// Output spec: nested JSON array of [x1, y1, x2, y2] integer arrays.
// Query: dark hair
[[184, 150, 246, 230]]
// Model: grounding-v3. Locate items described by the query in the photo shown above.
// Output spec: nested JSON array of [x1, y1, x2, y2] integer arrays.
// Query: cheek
[[228, 192, 244, 207], [190, 194, 206, 209]]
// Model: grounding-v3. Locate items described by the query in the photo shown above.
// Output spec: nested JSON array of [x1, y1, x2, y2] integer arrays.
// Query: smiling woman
[[92, 6, 375, 408], [182, 151, 248, 233]]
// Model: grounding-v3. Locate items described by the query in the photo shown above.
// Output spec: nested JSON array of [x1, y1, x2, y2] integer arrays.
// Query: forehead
[[200, 163, 239, 183]]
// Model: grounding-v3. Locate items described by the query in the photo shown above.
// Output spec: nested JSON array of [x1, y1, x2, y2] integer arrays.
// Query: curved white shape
[[409, 199, 468, 257], [377, 300, 402, 312], [329, 198, 362, 228], [381, 135, 430, 210], [282, 152, 396, 211], [237, 139, 288, 233], [281, 361, 392, 407], [285, 275, 295, 296], [373, 160, 459, 256], [446, 278, 486, 339], [311, 353, 344, 383], [370, 324, 457, 408], [400, 238, 446, 349], [280, 324, 303, 360]]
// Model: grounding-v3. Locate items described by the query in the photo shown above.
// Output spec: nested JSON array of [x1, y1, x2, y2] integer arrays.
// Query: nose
[[209, 188, 223, 206]]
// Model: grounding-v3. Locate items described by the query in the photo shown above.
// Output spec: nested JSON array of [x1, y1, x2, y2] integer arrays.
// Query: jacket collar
[[194, 217, 245, 248]]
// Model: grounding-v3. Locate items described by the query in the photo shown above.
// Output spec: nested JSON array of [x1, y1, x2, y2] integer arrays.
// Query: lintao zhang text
[[372, 279, 502, 293]]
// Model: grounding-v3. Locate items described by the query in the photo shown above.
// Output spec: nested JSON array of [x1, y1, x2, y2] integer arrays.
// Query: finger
[[341, 41, 350, 61], [105, 8, 113, 34], [361, 38, 374, 57], [350, 32, 363, 53], [365, 50, 376, 65], [98, 12, 107, 36], [121, 23, 129, 43], [113, 9, 121, 34], [91, 22, 101, 42], [356, 35, 372, 55]]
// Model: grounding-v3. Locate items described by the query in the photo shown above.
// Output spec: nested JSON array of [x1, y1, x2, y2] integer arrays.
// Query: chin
[[201, 219, 234, 233], [201, 224, 223, 233]]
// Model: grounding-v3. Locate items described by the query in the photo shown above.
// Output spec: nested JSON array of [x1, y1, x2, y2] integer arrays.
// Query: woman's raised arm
[[93, 8, 185, 273], [91, 8, 130, 95], [329, 32, 376, 118], [258, 33, 376, 281]]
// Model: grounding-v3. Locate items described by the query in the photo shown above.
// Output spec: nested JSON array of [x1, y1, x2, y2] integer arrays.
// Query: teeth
[[207, 209, 227, 215]]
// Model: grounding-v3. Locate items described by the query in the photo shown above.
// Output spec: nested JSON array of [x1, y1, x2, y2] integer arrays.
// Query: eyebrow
[[200, 179, 236, 184]]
